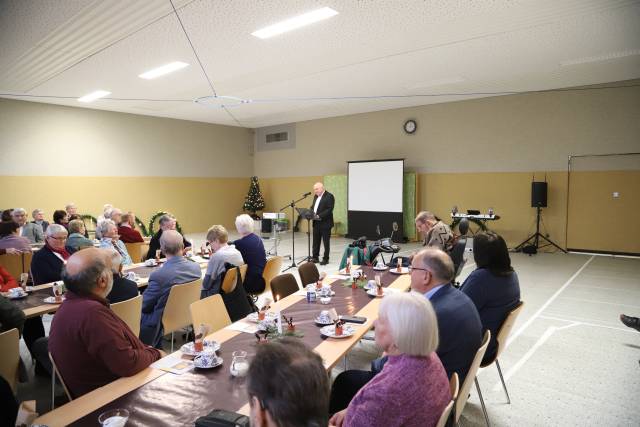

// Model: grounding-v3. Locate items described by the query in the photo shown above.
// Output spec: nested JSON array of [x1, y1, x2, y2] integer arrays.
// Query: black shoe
[[620, 314, 640, 332], [320, 259, 329, 266], [311, 258, 320, 263]]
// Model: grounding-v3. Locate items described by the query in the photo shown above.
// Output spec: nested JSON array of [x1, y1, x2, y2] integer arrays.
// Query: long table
[[33, 266, 411, 426]]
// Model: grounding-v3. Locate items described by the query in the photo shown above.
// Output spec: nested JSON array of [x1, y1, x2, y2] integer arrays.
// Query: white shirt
[[313, 191, 324, 214]]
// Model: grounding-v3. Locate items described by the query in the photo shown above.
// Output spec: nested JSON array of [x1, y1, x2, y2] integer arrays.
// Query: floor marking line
[[556, 296, 640, 308], [539, 315, 639, 333], [505, 255, 595, 349]]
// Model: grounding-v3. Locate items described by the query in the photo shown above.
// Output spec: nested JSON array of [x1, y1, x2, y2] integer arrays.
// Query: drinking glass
[[98, 409, 129, 427], [230, 350, 249, 377]]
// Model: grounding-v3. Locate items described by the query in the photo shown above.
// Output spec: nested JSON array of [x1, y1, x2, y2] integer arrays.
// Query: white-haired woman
[[330, 292, 451, 427], [97, 220, 132, 266], [232, 214, 267, 294]]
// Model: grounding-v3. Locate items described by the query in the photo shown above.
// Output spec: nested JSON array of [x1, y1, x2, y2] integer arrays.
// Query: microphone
[[302, 192, 312, 197]]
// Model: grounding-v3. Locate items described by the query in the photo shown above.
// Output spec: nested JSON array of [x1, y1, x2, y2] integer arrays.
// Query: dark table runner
[[70, 267, 401, 426], [11, 287, 58, 311]]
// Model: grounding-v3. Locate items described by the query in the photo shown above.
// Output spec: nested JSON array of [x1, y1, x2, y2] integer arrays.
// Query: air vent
[[266, 132, 289, 143], [256, 124, 296, 152]]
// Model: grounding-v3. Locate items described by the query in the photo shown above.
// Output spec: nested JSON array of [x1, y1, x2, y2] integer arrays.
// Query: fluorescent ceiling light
[[138, 61, 189, 79], [560, 49, 640, 66], [77, 90, 111, 103], [252, 7, 338, 39]]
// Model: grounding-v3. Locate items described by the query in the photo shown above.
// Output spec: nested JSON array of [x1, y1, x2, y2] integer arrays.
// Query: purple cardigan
[[344, 353, 451, 427]]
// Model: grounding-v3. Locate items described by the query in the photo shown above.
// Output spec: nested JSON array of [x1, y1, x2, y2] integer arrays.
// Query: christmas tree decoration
[[242, 176, 265, 219]]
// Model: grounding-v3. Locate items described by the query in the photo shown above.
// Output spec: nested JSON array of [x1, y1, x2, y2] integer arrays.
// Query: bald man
[[48, 248, 162, 398], [310, 182, 335, 265]]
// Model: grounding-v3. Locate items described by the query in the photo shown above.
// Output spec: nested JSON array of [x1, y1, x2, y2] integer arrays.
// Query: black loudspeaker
[[531, 182, 548, 207], [261, 219, 272, 234]]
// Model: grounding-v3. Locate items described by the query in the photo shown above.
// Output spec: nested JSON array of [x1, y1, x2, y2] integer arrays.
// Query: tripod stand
[[514, 206, 566, 254], [280, 193, 311, 272]]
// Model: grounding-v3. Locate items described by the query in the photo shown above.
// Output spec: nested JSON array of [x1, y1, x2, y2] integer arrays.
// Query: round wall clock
[[403, 119, 417, 134]]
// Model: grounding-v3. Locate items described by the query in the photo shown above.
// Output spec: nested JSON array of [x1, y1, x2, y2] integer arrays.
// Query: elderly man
[[415, 211, 453, 250], [11, 208, 44, 243], [31, 224, 70, 285], [140, 230, 201, 347], [66, 219, 94, 253], [48, 248, 162, 398], [98, 219, 132, 266], [31, 209, 49, 233], [65, 203, 78, 217], [145, 214, 191, 261], [117, 212, 144, 243], [309, 182, 335, 265]]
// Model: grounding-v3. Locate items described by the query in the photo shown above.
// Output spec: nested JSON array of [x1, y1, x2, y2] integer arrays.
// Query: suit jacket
[[107, 274, 139, 304], [31, 246, 65, 285], [22, 223, 44, 243], [310, 191, 335, 228], [145, 229, 191, 260], [32, 220, 49, 233], [140, 256, 202, 328], [66, 233, 94, 253]]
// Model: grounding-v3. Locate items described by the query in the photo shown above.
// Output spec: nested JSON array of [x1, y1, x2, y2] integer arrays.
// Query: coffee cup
[[194, 351, 219, 369], [9, 287, 22, 296]]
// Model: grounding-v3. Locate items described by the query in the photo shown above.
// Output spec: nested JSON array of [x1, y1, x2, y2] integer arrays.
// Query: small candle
[[276, 310, 283, 334]]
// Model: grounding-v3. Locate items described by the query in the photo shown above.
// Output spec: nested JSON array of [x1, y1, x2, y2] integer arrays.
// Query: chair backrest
[[484, 301, 525, 366], [435, 400, 454, 427], [221, 267, 239, 294], [454, 330, 491, 422], [190, 294, 231, 335], [449, 237, 467, 278], [298, 261, 320, 287], [238, 264, 248, 283], [49, 351, 73, 401], [0, 328, 20, 392], [436, 372, 459, 427], [221, 278, 255, 322], [0, 254, 23, 281], [450, 372, 459, 401], [261, 256, 283, 294], [458, 218, 470, 236], [124, 242, 146, 264], [270, 273, 300, 301], [161, 279, 203, 335], [22, 251, 33, 277], [110, 295, 143, 337]]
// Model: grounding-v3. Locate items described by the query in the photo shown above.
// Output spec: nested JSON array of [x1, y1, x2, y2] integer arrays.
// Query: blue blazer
[[141, 257, 202, 328], [430, 284, 483, 384]]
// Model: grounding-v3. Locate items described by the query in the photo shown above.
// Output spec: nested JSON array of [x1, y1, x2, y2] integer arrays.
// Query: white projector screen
[[348, 160, 403, 212]]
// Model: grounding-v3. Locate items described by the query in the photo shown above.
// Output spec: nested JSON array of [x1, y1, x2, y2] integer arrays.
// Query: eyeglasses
[[408, 266, 431, 273], [49, 236, 67, 241]]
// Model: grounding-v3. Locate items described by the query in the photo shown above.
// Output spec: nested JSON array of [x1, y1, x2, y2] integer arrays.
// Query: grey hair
[[103, 208, 113, 219], [97, 219, 116, 237], [61, 256, 112, 297], [415, 211, 436, 224], [235, 214, 254, 235], [419, 248, 454, 283], [12, 208, 26, 215], [160, 230, 184, 255], [103, 204, 113, 213], [159, 214, 175, 226], [379, 292, 439, 356], [65, 203, 76, 210], [32, 208, 43, 218], [68, 219, 85, 234], [46, 224, 68, 237]]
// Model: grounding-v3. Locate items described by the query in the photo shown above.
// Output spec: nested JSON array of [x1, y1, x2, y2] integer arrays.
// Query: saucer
[[143, 260, 158, 267], [180, 340, 221, 356], [320, 324, 356, 339], [390, 267, 410, 275], [7, 292, 28, 300], [373, 265, 388, 271], [193, 355, 223, 369], [315, 317, 333, 326], [366, 288, 387, 298], [43, 296, 65, 304], [246, 311, 278, 323]]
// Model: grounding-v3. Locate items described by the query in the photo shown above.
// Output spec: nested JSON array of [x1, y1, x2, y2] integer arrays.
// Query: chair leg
[[475, 378, 491, 427], [50, 368, 56, 411], [495, 360, 511, 404], [171, 331, 174, 353], [343, 355, 348, 370]]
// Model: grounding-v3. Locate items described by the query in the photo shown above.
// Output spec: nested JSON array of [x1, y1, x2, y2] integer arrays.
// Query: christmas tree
[[242, 176, 265, 219]]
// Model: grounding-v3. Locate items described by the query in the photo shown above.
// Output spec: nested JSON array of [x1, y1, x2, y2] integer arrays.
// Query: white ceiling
[[1, 0, 639, 128]]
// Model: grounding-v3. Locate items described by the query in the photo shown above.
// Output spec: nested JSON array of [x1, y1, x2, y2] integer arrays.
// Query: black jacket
[[31, 246, 64, 285], [310, 191, 335, 228], [145, 229, 191, 260], [107, 274, 139, 304]]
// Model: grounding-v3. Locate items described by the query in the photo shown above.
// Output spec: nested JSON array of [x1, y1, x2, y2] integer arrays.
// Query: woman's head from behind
[[473, 231, 513, 276], [0, 221, 20, 238], [53, 210, 68, 225], [375, 292, 439, 357]]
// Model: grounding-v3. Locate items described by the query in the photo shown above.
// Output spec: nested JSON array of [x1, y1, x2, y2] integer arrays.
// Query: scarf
[[47, 242, 71, 260]]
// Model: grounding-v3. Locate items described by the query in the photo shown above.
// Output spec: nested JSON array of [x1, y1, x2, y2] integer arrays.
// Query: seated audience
[[105, 249, 138, 304], [53, 209, 69, 229], [461, 231, 521, 363], [32, 208, 50, 232], [140, 230, 201, 347], [118, 212, 144, 243], [97, 204, 113, 224], [330, 292, 450, 427], [110, 208, 123, 226], [66, 219, 94, 253], [145, 214, 191, 260], [98, 220, 132, 266], [65, 203, 78, 216], [12, 207, 44, 243], [415, 211, 453, 250], [31, 224, 69, 285], [233, 214, 267, 294], [248, 338, 329, 427], [48, 248, 162, 398], [0, 221, 32, 252], [0, 264, 18, 292], [201, 225, 244, 298]]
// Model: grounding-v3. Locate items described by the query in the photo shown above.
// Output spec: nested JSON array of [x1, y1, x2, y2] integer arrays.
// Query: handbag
[[194, 409, 250, 427]]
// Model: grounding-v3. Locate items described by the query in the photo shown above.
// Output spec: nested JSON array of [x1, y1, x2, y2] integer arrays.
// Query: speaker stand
[[514, 207, 566, 254]]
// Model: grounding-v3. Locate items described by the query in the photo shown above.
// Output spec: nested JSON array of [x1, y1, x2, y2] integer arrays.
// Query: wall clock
[[403, 119, 417, 134]]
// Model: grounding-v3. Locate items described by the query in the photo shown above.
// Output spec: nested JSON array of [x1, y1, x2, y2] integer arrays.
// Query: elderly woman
[[32, 209, 50, 233], [461, 231, 520, 363], [97, 220, 132, 266], [53, 210, 69, 229], [201, 225, 244, 298], [12, 208, 44, 243], [233, 214, 267, 294], [330, 292, 451, 427], [31, 224, 70, 285], [65, 219, 94, 253], [0, 221, 32, 252]]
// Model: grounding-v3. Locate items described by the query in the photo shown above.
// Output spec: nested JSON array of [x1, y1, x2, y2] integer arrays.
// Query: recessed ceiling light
[[77, 90, 111, 103], [251, 7, 338, 39], [138, 61, 189, 79]]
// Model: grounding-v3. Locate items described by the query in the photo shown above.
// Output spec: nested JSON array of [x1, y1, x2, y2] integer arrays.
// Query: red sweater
[[118, 225, 144, 243], [0, 265, 18, 292], [49, 291, 161, 398]]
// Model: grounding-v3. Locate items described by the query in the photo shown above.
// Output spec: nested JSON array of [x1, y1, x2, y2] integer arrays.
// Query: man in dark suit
[[310, 182, 334, 265]]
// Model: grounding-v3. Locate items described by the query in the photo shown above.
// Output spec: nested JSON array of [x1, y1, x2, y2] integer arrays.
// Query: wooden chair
[[298, 261, 320, 287], [476, 302, 525, 410], [261, 256, 283, 295], [436, 373, 459, 427], [0, 253, 23, 281], [190, 294, 231, 335], [239, 264, 248, 283], [221, 267, 240, 294], [270, 273, 300, 301], [161, 279, 202, 351], [454, 330, 491, 426], [49, 351, 73, 409], [0, 328, 20, 393], [110, 295, 143, 337], [22, 251, 33, 277], [124, 242, 146, 264]]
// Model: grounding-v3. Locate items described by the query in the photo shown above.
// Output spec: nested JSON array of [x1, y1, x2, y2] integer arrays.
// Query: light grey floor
[[20, 230, 640, 425]]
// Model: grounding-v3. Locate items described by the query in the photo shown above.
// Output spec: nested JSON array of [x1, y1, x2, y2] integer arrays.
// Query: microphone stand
[[280, 193, 311, 271]]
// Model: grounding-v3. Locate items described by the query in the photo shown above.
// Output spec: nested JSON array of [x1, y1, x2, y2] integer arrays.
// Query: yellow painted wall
[[0, 176, 249, 234], [260, 176, 322, 233]]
